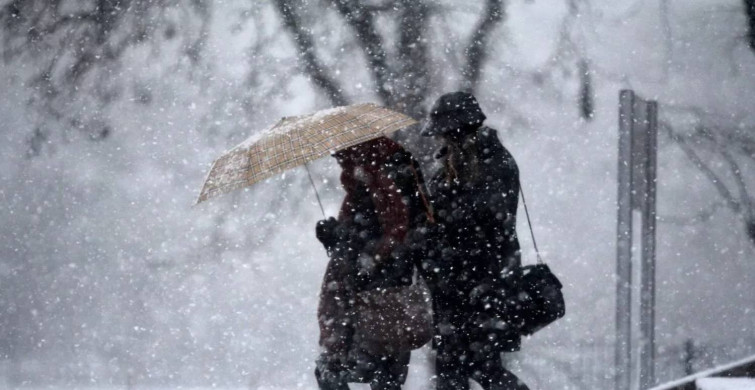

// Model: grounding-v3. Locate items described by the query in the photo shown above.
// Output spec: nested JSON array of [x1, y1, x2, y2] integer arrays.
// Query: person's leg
[[315, 353, 351, 390], [469, 352, 529, 390], [369, 351, 410, 390], [435, 345, 470, 390]]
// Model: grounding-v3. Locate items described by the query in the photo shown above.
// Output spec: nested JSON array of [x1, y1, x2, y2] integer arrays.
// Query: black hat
[[421, 91, 486, 136]]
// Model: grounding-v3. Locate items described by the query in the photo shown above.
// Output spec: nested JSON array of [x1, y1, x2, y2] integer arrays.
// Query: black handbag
[[518, 263, 565, 335], [517, 186, 566, 336]]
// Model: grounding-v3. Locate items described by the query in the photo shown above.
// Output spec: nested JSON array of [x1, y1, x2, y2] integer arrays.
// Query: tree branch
[[395, 0, 431, 119], [721, 149, 754, 220], [272, 0, 349, 106], [329, 0, 394, 107], [684, 123, 754, 221], [745, 0, 755, 51], [42, 12, 96, 36], [578, 58, 594, 120], [663, 122, 742, 213], [658, 201, 727, 225], [460, 0, 505, 94], [364, 2, 395, 13]]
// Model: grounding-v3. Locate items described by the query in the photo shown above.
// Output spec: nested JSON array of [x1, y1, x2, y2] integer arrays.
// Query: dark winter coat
[[316, 137, 432, 354], [425, 126, 523, 353]]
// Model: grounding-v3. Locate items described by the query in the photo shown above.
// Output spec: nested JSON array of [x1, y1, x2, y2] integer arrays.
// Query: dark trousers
[[435, 341, 529, 390], [315, 350, 410, 390]]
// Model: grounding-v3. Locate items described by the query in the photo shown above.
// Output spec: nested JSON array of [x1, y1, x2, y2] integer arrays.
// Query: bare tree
[[3, 0, 507, 160], [0, 0, 209, 147], [530, 0, 596, 120], [267, 0, 506, 162], [272, 0, 348, 107], [271, 0, 506, 119], [461, 0, 505, 93]]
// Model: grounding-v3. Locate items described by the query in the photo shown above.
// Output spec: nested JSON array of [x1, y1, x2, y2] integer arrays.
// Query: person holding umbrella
[[420, 92, 529, 390], [313, 136, 434, 390], [195, 103, 432, 389]]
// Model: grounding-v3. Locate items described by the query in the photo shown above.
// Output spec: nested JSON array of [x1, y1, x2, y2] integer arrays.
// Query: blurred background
[[1, 0, 754, 388]]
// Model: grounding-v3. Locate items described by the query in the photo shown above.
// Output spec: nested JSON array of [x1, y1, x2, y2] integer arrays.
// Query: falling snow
[[1, 0, 754, 389]]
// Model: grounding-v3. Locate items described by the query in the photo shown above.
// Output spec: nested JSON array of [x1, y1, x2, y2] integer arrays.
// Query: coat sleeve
[[317, 254, 355, 353], [478, 128, 522, 271], [370, 168, 410, 260]]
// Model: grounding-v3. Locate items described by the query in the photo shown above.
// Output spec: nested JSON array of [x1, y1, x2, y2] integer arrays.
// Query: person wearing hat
[[314, 137, 434, 390], [420, 92, 529, 390]]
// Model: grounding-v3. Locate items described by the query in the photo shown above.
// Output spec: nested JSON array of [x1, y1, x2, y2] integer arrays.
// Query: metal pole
[[617, 89, 635, 390], [639, 101, 658, 389]]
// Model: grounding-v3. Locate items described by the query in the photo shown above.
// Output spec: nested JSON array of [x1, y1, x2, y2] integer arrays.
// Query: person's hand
[[316, 217, 339, 249]]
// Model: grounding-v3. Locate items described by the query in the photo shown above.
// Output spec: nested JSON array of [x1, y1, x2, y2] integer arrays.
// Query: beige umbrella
[[196, 103, 417, 206]]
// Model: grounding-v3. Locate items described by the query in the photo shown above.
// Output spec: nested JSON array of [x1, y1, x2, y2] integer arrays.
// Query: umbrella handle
[[304, 162, 326, 218]]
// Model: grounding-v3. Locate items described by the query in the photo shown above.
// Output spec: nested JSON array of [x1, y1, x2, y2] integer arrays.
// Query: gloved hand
[[316, 217, 339, 250]]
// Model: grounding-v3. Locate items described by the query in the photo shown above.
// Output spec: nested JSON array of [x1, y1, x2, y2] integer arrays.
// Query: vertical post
[[617, 89, 635, 390], [639, 102, 658, 389]]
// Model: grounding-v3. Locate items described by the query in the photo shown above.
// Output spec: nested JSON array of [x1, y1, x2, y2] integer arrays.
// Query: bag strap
[[520, 183, 543, 265], [409, 163, 435, 224]]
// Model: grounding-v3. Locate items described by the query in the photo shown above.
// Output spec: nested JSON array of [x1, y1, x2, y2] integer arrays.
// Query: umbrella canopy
[[196, 103, 417, 203]]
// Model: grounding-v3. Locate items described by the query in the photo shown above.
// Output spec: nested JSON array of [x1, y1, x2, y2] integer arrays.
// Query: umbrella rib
[[257, 132, 317, 183], [304, 162, 326, 217]]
